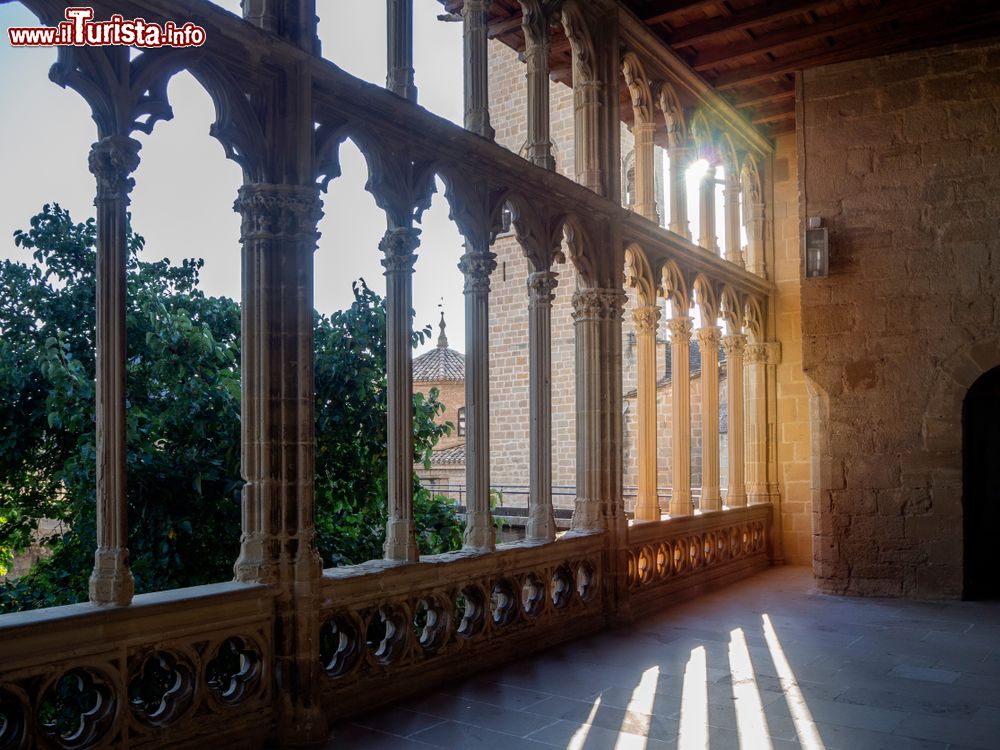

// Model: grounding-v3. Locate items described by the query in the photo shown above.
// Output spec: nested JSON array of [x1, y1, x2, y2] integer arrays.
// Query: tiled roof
[[431, 443, 466, 466], [413, 313, 465, 382]]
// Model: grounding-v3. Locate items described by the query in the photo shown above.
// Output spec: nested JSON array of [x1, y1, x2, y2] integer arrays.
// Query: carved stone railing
[[0, 583, 273, 749], [627, 505, 772, 617], [316, 534, 605, 721]]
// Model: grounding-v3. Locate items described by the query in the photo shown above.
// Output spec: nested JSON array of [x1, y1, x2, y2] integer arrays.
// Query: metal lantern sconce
[[805, 216, 829, 278]]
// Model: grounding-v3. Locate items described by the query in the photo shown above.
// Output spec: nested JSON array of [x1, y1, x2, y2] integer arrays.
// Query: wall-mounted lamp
[[805, 216, 829, 278]]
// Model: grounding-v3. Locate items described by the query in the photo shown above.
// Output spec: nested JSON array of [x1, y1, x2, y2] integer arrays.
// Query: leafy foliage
[[0, 204, 461, 612]]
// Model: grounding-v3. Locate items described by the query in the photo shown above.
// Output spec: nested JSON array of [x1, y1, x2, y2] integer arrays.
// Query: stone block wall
[[771, 134, 812, 565], [414, 380, 465, 451], [799, 39, 1000, 597]]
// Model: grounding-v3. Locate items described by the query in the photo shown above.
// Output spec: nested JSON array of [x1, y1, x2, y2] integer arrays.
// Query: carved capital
[[666, 315, 693, 340], [631, 304, 661, 335], [89, 136, 141, 203], [721, 333, 748, 359], [520, 0, 560, 46], [527, 270, 558, 305], [459, 250, 497, 293], [571, 288, 626, 322], [745, 343, 769, 365], [379, 227, 420, 273], [234, 184, 323, 245], [695, 325, 722, 351]]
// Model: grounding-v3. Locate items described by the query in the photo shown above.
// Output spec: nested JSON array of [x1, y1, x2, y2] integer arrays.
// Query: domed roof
[[413, 313, 465, 382]]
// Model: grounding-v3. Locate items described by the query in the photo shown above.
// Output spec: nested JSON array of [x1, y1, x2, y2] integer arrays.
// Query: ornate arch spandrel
[[660, 259, 690, 313], [624, 244, 659, 307], [692, 274, 721, 323], [720, 285, 745, 333], [744, 296, 765, 342], [656, 81, 687, 148], [622, 52, 654, 126]]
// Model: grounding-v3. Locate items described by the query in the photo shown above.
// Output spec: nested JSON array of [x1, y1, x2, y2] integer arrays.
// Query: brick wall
[[414, 379, 465, 451], [799, 39, 1000, 597]]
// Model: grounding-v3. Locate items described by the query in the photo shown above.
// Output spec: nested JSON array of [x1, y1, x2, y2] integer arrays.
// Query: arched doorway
[[963, 366, 1000, 599]]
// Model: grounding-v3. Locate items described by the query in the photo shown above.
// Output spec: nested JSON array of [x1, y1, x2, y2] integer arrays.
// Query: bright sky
[[0, 1, 466, 354]]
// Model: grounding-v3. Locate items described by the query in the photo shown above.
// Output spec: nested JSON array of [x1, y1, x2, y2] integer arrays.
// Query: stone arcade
[[1, 0, 999, 748]]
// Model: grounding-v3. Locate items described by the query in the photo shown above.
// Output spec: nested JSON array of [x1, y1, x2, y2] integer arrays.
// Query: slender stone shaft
[[386, 0, 417, 101], [668, 145, 691, 240], [724, 172, 743, 267], [746, 343, 770, 506], [696, 326, 723, 511], [723, 333, 748, 507], [520, 0, 555, 170], [699, 165, 719, 254], [527, 271, 558, 541], [632, 305, 661, 521], [233, 183, 324, 584], [747, 204, 766, 277], [633, 122, 658, 222], [463, 0, 494, 139], [88, 136, 140, 606], [460, 246, 497, 550], [381, 227, 420, 560], [571, 288, 626, 532], [667, 315, 693, 516]]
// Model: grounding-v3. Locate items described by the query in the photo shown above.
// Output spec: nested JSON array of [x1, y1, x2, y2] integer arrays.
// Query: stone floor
[[325, 567, 1000, 749]]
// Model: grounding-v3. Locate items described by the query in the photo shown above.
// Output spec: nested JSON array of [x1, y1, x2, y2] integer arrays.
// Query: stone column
[[233, 183, 324, 583], [459, 246, 497, 550], [696, 326, 722, 511], [562, 4, 605, 194], [571, 288, 626, 532], [667, 144, 690, 240], [386, 0, 417, 102], [699, 165, 719, 255], [667, 315, 693, 516], [233, 183, 326, 744], [527, 271, 558, 541], [724, 171, 743, 267], [745, 342, 769, 506], [632, 305, 661, 522], [380, 227, 420, 560], [88, 135, 140, 606], [463, 0, 494, 139], [746, 204, 766, 277], [633, 122, 658, 223], [722, 333, 747, 507], [520, 0, 555, 170]]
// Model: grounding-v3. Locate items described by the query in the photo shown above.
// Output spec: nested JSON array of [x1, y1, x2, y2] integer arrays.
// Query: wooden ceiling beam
[[711, 11, 1000, 90], [665, 0, 837, 48], [690, 0, 940, 71], [640, 0, 730, 26], [751, 107, 796, 125], [488, 12, 524, 39], [732, 88, 795, 109]]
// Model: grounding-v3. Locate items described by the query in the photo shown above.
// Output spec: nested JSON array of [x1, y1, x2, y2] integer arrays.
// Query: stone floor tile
[[522, 694, 681, 741], [352, 706, 447, 738], [396, 694, 556, 737], [437, 679, 552, 710], [893, 713, 1000, 748], [323, 724, 436, 748], [524, 718, 676, 749], [888, 664, 962, 683], [409, 720, 556, 749]]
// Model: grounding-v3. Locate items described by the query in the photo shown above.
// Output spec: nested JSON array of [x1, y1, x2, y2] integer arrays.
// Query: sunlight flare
[[677, 646, 709, 750], [729, 627, 773, 750], [762, 614, 826, 750]]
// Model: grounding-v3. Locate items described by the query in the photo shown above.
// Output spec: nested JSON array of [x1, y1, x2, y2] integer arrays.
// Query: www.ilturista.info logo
[[8, 7, 206, 48]]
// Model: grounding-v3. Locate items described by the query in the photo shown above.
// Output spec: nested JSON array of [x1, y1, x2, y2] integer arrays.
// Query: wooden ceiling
[[442, 0, 1000, 140]]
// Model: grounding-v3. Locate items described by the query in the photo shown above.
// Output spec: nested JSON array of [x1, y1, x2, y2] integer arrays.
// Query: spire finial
[[437, 304, 448, 348]]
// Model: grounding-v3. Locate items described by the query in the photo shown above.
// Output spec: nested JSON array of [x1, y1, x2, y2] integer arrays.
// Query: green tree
[[0, 204, 461, 612]]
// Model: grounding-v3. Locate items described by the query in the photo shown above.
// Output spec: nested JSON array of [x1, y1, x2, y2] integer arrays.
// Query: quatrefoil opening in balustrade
[[688, 538, 702, 569], [729, 528, 741, 557], [703, 534, 716, 565], [673, 544, 686, 574], [413, 596, 450, 653], [520, 574, 546, 618], [637, 546, 655, 586], [37, 668, 116, 749], [206, 637, 262, 705], [490, 579, 518, 627], [576, 561, 597, 604], [366, 606, 409, 665], [550, 566, 573, 609], [454, 586, 487, 638], [0, 686, 29, 750], [717, 533, 729, 562], [320, 615, 362, 677], [655, 544, 670, 579], [128, 651, 194, 727], [752, 523, 764, 551]]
